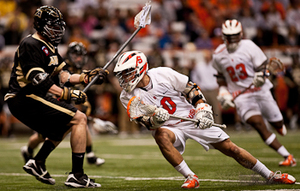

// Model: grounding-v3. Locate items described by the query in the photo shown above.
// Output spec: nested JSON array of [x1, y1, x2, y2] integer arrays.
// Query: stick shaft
[[103, 27, 142, 70], [83, 27, 142, 93], [169, 114, 227, 129], [232, 83, 253, 101]]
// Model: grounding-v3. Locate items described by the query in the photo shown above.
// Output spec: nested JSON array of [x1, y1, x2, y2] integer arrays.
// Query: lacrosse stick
[[127, 96, 227, 129], [233, 57, 285, 100], [83, 1, 152, 93]]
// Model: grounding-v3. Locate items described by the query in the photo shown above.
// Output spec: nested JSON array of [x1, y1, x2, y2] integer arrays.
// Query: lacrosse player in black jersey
[[4, 6, 108, 188], [20, 41, 119, 167]]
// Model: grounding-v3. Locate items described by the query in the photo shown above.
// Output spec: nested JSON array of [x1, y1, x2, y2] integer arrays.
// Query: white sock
[[251, 160, 272, 179], [174, 160, 194, 178], [277, 146, 290, 158]]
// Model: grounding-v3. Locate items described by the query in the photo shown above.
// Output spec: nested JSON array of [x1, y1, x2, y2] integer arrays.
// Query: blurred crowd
[[1, 0, 300, 137]]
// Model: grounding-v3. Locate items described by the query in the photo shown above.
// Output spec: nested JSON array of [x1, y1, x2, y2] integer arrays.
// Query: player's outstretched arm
[[182, 81, 215, 129]]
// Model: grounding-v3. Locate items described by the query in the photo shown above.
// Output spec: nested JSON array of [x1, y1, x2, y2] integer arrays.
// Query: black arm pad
[[192, 94, 203, 106], [32, 72, 55, 95]]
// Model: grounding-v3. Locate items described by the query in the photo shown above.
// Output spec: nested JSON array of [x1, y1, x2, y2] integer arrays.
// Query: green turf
[[0, 128, 299, 191]]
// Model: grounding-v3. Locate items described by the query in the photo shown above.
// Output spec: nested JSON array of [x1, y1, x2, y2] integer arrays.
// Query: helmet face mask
[[67, 42, 87, 69], [114, 51, 148, 92], [222, 19, 243, 53], [34, 6, 66, 46], [116, 68, 137, 91]]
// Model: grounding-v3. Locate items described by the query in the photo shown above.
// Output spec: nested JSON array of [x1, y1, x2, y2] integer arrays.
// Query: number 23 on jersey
[[226, 63, 248, 82]]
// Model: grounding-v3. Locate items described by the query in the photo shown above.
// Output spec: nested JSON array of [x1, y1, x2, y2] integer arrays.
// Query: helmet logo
[[35, 10, 42, 18], [136, 56, 143, 67], [48, 9, 60, 18]]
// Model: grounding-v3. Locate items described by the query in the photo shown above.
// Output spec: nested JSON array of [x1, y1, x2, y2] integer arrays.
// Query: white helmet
[[222, 19, 243, 52], [114, 51, 148, 92]]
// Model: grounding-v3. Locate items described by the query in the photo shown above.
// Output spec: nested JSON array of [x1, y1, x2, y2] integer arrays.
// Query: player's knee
[[154, 129, 173, 147], [247, 116, 264, 127], [72, 110, 87, 126], [222, 140, 241, 157]]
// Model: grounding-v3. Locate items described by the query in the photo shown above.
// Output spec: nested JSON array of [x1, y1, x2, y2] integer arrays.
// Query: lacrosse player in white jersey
[[212, 19, 296, 167], [113, 50, 296, 189]]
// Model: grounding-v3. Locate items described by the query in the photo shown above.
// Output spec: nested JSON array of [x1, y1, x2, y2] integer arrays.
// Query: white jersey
[[120, 67, 195, 126], [212, 39, 273, 93], [120, 67, 230, 153]]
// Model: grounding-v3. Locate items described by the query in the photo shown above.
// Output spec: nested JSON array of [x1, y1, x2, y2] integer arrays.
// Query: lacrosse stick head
[[114, 51, 148, 92], [266, 57, 285, 76], [127, 96, 156, 119], [134, 1, 152, 28]]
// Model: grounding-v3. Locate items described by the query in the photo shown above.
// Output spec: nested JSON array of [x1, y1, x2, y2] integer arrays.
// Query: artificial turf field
[[0, 128, 299, 191]]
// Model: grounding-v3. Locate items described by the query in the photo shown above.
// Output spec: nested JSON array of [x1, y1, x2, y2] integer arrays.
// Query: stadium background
[[0, 0, 300, 136]]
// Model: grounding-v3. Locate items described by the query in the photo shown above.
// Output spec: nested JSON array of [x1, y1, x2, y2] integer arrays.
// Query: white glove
[[217, 86, 235, 109], [195, 103, 214, 129], [150, 107, 170, 129], [253, 71, 265, 87]]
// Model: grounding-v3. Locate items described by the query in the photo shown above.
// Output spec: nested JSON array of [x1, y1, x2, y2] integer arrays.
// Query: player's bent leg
[[69, 111, 88, 153], [154, 128, 199, 188], [153, 128, 182, 167], [23, 139, 61, 185], [21, 133, 46, 164], [248, 117, 296, 167], [212, 139, 257, 169], [246, 115, 272, 140], [66, 111, 102, 187], [212, 139, 296, 184], [247, 116, 289, 154]]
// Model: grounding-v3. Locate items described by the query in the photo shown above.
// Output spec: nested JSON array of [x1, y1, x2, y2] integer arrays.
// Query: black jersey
[[6, 33, 66, 98]]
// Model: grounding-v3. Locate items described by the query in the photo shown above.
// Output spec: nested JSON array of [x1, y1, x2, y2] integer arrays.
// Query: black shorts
[[7, 93, 78, 141]]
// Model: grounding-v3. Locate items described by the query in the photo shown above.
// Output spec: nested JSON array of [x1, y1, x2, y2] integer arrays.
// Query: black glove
[[79, 68, 109, 85], [60, 87, 87, 104]]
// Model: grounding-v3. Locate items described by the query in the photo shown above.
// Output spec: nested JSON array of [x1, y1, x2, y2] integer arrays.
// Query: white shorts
[[152, 121, 229, 155], [234, 90, 283, 122]]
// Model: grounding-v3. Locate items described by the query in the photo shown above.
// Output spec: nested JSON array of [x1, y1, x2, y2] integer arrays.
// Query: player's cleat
[[279, 154, 296, 167], [275, 124, 287, 136], [181, 174, 200, 189], [64, 173, 101, 188], [20, 146, 33, 164], [268, 171, 296, 184], [23, 159, 55, 185], [86, 152, 105, 166]]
